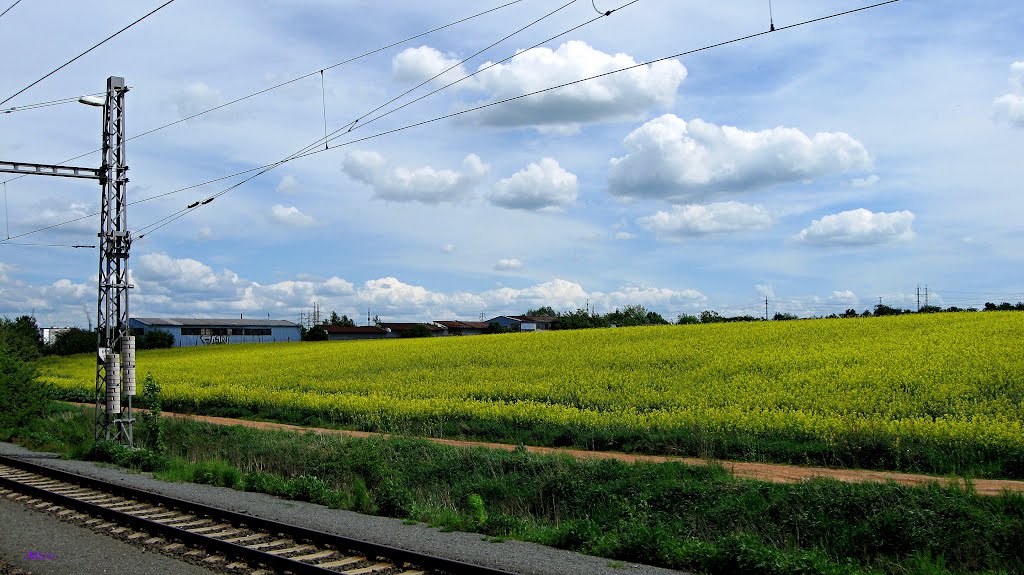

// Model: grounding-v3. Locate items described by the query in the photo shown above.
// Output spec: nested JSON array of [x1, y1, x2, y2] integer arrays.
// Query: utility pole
[[765, 298, 769, 321], [94, 76, 134, 445], [0, 76, 133, 445], [916, 285, 920, 312], [925, 285, 929, 309]]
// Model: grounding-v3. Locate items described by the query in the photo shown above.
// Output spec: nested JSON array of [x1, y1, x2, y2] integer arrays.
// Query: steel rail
[[0, 454, 518, 575]]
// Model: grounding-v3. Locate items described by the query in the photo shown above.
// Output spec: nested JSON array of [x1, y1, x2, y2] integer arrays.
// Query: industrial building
[[485, 315, 557, 332], [128, 318, 301, 347]]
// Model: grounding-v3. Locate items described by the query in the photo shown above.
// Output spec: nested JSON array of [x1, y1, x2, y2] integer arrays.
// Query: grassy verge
[[4, 405, 1023, 575], [53, 387, 1024, 480]]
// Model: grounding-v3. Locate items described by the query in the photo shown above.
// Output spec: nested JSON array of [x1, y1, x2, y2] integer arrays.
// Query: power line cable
[[321, 0, 901, 150], [1, 0, 530, 187], [340, 0, 578, 137], [5, 0, 902, 244], [135, 0, 899, 237], [136, 0, 639, 238], [136, 0, 587, 239], [346, 0, 634, 137], [0, 0, 23, 20], [0, 0, 177, 107], [1, 91, 105, 114], [0, 241, 94, 248]]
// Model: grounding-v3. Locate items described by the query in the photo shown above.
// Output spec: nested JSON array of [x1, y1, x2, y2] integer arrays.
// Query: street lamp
[[78, 95, 104, 107]]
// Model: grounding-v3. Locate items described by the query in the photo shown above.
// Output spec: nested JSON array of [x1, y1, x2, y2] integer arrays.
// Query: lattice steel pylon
[[94, 76, 135, 445]]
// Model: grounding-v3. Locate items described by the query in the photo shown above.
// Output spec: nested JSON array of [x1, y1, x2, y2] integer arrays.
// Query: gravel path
[[0, 441, 686, 575]]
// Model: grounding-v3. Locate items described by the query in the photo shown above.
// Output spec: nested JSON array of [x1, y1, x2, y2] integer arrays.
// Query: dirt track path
[[143, 408, 1024, 497]]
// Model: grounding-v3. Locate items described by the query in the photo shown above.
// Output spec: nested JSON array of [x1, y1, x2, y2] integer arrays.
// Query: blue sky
[[1, 0, 1023, 327]]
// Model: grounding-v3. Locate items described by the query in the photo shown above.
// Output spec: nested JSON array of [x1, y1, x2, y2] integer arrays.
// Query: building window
[[181, 328, 201, 336]]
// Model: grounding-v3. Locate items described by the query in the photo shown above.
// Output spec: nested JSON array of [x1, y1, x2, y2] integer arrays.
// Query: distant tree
[[645, 311, 670, 325], [51, 327, 96, 355], [773, 312, 799, 321], [729, 315, 762, 323], [699, 310, 723, 324], [139, 329, 175, 349], [918, 305, 942, 314], [861, 309, 872, 317], [303, 325, 328, 341], [525, 306, 557, 317], [984, 302, 1023, 311], [874, 304, 907, 317], [556, 309, 608, 330], [400, 324, 433, 338], [0, 315, 41, 362], [840, 309, 860, 319], [676, 314, 699, 325], [329, 312, 356, 327], [607, 305, 654, 327], [0, 350, 47, 429]]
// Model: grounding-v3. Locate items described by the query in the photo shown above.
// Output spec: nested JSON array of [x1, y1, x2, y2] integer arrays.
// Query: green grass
[[7, 406, 1021, 575]]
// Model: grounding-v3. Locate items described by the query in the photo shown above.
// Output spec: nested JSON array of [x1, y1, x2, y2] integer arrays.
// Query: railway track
[[0, 455, 516, 575]]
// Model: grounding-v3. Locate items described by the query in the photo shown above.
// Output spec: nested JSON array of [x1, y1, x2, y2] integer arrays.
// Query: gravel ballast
[[0, 488, 219, 575], [0, 441, 686, 575]]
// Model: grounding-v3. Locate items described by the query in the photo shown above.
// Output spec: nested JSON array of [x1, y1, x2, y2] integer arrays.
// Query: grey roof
[[132, 318, 299, 328]]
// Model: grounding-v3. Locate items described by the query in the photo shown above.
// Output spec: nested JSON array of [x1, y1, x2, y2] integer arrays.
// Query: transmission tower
[[0, 76, 134, 445], [94, 76, 134, 444]]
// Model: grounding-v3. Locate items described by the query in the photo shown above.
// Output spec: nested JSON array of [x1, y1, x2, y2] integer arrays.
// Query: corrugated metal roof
[[379, 322, 444, 331], [132, 318, 299, 327], [436, 321, 490, 329], [510, 315, 557, 323]]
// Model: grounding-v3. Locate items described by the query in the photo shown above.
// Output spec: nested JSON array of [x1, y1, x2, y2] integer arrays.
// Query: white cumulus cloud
[[993, 61, 1024, 128], [275, 175, 298, 194], [494, 258, 524, 271], [489, 158, 578, 211], [392, 46, 469, 86], [850, 174, 880, 188], [756, 284, 775, 300], [342, 151, 489, 204], [269, 204, 317, 227], [469, 41, 686, 131], [175, 81, 223, 119], [609, 114, 872, 201], [135, 253, 243, 302], [637, 202, 772, 239], [796, 208, 915, 246]]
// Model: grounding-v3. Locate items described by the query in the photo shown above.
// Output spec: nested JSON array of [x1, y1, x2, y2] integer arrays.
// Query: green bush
[[0, 348, 48, 431], [139, 329, 175, 349], [49, 328, 96, 356]]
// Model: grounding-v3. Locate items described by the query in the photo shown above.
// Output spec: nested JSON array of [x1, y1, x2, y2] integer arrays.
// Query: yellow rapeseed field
[[37, 312, 1024, 452]]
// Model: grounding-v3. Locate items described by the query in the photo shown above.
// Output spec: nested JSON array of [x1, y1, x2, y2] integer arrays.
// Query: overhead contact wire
[[136, 0, 588, 239], [8, 0, 901, 244], [0, 0, 177, 107]]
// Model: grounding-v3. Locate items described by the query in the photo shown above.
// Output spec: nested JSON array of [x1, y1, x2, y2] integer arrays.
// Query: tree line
[[0, 316, 175, 357], [517, 300, 1024, 330]]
